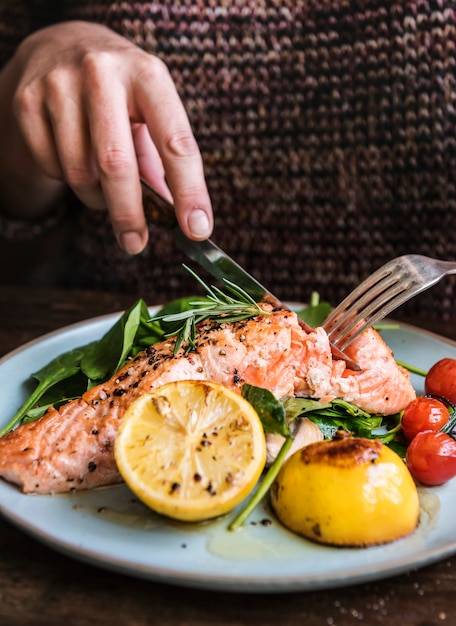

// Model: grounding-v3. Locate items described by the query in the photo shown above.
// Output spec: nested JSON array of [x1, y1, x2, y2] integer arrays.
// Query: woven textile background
[[1, 0, 455, 319]]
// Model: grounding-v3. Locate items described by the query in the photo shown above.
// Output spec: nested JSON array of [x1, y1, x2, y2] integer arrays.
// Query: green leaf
[[241, 384, 290, 437], [80, 299, 148, 382], [281, 397, 333, 419], [296, 292, 332, 328], [131, 309, 165, 349], [281, 396, 402, 444], [329, 398, 372, 419], [0, 346, 89, 437], [387, 440, 408, 458]]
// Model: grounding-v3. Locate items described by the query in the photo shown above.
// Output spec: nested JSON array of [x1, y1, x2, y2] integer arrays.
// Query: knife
[[141, 179, 361, 370]]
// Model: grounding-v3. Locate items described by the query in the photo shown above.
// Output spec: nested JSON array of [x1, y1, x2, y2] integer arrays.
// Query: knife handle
[[141, 179, 177, 230]]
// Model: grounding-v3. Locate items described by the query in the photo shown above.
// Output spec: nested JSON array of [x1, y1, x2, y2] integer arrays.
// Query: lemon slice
[[115, 380, 266, 522]]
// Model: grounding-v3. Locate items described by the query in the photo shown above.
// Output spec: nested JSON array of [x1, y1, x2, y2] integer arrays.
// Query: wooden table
[[1, 284, 455, 626]]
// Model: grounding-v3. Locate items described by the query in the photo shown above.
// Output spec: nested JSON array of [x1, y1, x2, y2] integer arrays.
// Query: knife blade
[[141, 179, 361, 370]]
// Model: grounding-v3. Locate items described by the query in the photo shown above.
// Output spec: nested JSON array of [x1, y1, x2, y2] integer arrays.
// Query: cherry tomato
[[401, 396, 450, 442], [406, 431, 456, 486], [425, 358, 456, 405]]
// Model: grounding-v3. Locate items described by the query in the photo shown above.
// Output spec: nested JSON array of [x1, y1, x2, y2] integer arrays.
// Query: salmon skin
[[0, 305, 415, 494]]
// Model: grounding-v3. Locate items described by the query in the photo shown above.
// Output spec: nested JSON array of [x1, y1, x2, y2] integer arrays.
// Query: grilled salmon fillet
[[0, 305, 415, 494]]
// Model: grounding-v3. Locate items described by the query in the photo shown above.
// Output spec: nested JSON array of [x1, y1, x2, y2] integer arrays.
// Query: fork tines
[[322, 259, 418, 351]]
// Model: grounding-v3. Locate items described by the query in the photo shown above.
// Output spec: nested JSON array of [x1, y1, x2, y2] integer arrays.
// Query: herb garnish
[[153, 265, 269, 354]]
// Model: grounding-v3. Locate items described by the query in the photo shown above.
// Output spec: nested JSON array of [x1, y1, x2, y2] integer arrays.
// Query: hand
[[0, 21, 213, 252]]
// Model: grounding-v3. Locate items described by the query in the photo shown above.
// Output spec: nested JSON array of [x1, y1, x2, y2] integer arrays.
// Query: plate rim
[[1, 307, 456, 593]]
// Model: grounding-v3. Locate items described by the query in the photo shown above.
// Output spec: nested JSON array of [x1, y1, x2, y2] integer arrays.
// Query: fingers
[[12, 54, 106, 213], [13, 74, 63, 182], [43, 67, 105, 211], [134, 59, 213, 240], [83, 52, 148, 253], [82, 50, 213, 246], [11, 24, 213, 254]]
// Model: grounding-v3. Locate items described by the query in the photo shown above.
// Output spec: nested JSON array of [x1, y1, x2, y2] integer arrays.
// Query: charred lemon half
[[270, 436, 419, 546]]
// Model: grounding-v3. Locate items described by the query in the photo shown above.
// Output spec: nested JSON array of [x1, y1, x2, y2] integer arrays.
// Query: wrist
[[0, 159, 66, 220], [0, 194, 68, 241], [0, 169, 68, 240]]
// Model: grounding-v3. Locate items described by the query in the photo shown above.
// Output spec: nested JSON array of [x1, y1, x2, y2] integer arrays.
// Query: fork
[[323, 254, 456, 351]]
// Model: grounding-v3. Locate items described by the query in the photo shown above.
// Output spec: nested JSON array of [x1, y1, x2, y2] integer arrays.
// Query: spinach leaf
[[0, 347, 90, 437], [282, 396, 401, 444], [281, 397, 333, 419], [240, 386, 399, 444], [21, 369, 91, 421], [296, 291, 332, 328], [81, 299, 150, 383], [388, 439, 408, 458], [241, 384, 290, 437]]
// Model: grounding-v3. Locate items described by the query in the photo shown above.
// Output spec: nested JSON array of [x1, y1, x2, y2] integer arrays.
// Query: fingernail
[[188, 207, 211, 239], [119, 231, 144, 255]]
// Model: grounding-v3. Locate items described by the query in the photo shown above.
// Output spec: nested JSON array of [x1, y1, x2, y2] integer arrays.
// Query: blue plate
[[0, 310, 455, 593]]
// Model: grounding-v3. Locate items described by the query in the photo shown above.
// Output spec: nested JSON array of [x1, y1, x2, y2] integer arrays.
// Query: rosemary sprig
[[152, 265, 270, 354], [229, 436, 293, 531]]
